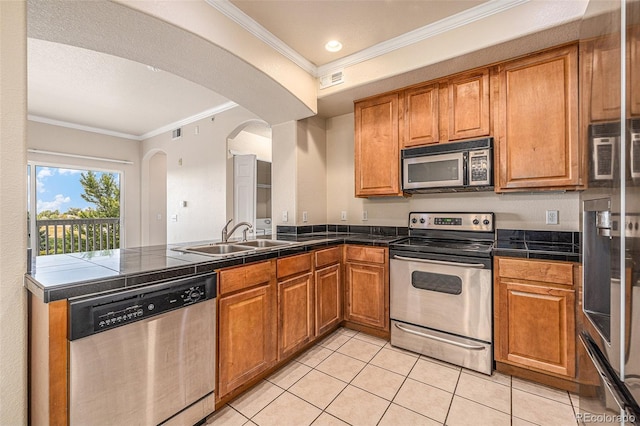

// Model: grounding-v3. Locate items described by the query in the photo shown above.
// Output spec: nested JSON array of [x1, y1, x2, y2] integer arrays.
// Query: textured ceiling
[[28, 38, 231, 138]]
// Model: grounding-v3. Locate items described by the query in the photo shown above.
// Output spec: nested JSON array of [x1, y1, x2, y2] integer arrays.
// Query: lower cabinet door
[[345, 262, 387, 330], [218, 284, 276, 399], [279, 273, 314, 359], [315, 264, 342, 336], [496, 280, 576, 377]]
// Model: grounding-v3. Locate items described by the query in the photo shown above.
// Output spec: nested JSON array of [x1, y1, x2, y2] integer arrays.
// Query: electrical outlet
[[302, 211, 308, 222], [546, 210, 559, 225], [282, 210, 288, 222], [362, 210, 368, 221], [341, 211, 347, 221]]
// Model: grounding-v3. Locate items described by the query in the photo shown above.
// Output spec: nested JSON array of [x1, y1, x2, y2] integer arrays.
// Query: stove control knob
[[419, 218, 426, 224], [483, 219, 490, 226], [472, 219, 480, 225], [411, 218, 417, 224]]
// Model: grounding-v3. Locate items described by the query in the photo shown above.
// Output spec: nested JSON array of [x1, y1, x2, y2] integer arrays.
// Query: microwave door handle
[[393, 255, 486, 269], [463, 151, 469, 186]]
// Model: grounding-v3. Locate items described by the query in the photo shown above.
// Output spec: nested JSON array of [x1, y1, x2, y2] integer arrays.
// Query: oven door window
[[411, 271, 462, 295]]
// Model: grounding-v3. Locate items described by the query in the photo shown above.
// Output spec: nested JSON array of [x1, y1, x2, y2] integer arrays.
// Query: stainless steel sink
[[233, 239, 293, 248], [173, 239, 293, 257], [179, 243, 256, 256]]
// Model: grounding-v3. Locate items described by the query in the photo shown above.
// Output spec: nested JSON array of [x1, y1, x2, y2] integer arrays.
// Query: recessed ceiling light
[[146, 65, 161, 72], [325, 40, 343, 53]]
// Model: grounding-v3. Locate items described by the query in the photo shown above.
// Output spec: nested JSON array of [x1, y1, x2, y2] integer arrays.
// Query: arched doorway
[[226, 120, 273, 236], [142, 150, 167, 246]]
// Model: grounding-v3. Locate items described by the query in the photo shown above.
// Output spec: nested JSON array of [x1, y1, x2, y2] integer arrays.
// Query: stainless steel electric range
[[389, 212, 495, 375]]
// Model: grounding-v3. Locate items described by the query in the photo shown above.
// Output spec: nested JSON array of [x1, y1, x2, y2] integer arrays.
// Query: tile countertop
[[24, 232, 401, 303], [492, 229, 581, 263]]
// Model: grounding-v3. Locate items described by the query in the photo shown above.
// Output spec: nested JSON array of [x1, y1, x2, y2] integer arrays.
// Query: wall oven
[[402, 138, 493, 192], [390, 212, 494, 374]]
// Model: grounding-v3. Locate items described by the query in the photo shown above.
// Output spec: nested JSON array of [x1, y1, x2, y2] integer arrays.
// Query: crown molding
[[139, 101, 238, 140], [206, 0, 530, 78], [29, 101, 239, 141], [316, 0, 530, 76], [28, 115, 142, 140], [205, 0, 316, 75]]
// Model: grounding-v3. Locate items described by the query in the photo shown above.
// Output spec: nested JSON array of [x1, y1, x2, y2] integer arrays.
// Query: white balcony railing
[[35, 218, 120, 255]]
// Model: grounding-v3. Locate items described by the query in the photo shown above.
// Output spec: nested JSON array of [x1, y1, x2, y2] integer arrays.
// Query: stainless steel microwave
[[401, 138, 493, 192]]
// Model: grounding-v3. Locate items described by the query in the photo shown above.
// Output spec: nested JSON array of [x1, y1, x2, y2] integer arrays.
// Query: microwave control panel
[[468, 150, 491, 186]]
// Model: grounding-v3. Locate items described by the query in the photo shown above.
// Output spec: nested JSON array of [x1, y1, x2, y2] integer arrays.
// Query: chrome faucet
[[221, 219, 253, 242]]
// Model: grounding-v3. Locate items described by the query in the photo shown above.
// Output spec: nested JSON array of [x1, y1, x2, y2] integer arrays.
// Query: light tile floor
[[206, 327, 579, 426]]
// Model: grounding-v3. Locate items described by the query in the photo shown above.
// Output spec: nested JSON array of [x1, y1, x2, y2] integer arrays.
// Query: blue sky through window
[[35, 166, 120, 214]]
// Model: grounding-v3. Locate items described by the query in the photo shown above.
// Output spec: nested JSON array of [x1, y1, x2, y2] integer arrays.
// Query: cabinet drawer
[[345, 245, 386, 264], [497, 257, 574, 286], [314, 246, 342, 268], [277, 253, 312, 279], [219, 260, 274, 295]]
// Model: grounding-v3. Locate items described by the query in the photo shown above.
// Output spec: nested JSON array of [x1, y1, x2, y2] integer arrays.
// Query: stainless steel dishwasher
[[68, 273, 217, 426]]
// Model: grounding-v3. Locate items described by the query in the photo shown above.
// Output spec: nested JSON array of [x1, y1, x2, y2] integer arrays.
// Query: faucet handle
[[225, 218, 233, 227]]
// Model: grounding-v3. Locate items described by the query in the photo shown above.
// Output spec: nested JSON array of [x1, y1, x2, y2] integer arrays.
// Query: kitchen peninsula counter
[[24, 232, 401, 303]]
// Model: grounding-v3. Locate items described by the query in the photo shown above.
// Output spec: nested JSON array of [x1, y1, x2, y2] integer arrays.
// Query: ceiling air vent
[[172, 128, 182, 140], [319, 70, 344, 89]]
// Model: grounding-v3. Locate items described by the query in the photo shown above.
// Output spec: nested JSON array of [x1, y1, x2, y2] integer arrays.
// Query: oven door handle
[[393, 255, 486, 269], [394, 323, 487, 351]]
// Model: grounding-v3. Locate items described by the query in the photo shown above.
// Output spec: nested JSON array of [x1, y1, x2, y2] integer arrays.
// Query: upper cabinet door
[[495, 44, 580, 191], [630, 25, 640, 117], [445, 69, 491, 141], [401, 83, 439, 148], [354, 93, 402, 197], [589, 33, 622, 122]]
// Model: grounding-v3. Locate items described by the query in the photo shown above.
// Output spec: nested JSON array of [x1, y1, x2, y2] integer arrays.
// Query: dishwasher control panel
[[69, 273, 216, 340], [93, 284, 207, 332]]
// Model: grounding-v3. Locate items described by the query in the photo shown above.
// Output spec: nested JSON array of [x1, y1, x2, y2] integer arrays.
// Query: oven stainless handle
[[579, 334, 627, 411], [393, 255, 486, 269], [394, 323, 487, 351]]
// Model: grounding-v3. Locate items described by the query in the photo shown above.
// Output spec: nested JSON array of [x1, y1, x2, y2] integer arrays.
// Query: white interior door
[[233, 154, 256, 238]]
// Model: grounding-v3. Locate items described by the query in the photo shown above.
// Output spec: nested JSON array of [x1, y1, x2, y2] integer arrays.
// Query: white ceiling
[[227, 0, 488, 67], [26, 0, 579, 140]]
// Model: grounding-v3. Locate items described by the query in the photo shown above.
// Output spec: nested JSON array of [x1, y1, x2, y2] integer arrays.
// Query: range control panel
[[93, 284, 206, 333], [408, 212, 494, 232]]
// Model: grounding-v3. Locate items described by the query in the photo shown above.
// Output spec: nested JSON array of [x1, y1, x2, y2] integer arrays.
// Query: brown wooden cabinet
[[494, 257, 577, 379], [344, 245, 389, 332], [443, 69, 491, 142], [217, 260, 277, 400], [399, 69, 490, 148], [630, 25, 640, 117], [277, 253, 314, 359], [495, 44, 581, 191], [401, 83, 439, 147], [354, 93, 402, 197], [314, 246, 343, 335]]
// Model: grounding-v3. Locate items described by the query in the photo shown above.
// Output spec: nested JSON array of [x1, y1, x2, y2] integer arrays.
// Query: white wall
[[27, 121, 143, 247], [0, 1, 27, 422], [326, 113, 581, 231], [228, 130, 272, 162], [271, 118, 329, 228], [142, 107, 263, 244], [272, 121, 298, 227], [147, 152, 167, 245]]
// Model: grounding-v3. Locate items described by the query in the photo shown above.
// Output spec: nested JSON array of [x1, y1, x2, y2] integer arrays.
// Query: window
[[28, 164, 122, 255]]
